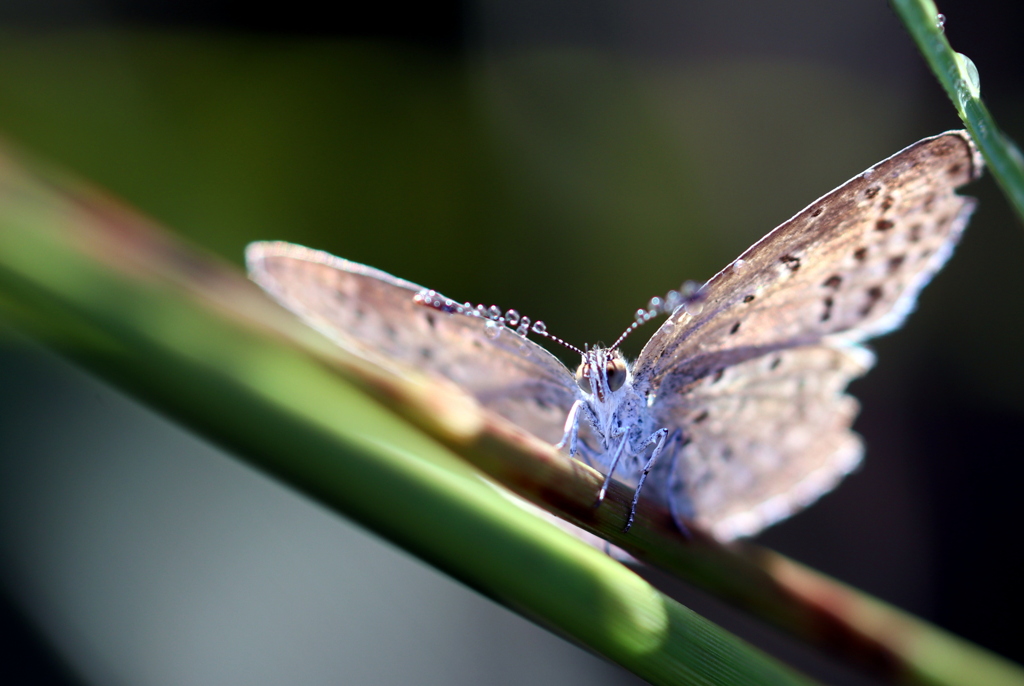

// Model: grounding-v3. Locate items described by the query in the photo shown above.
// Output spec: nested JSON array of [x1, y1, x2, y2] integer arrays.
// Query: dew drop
[[955, 52, 981, 99], [635, 308, 647, 324], [663, 290, 682, 312], [516, 316, 531, 336], [504, 309, 520, 326], [484, 320, 502, 339], [732, 259, 746, 272], [679, 280, 706, 315], [531, 321, 547, 334], [489, 305, 502, 320], [936, 13, 946, 31]]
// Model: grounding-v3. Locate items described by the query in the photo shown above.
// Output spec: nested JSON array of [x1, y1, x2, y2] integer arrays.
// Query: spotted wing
[[633, 131, 982, 394], [651, 344, 872, 540], [246, 242, 578, 443]]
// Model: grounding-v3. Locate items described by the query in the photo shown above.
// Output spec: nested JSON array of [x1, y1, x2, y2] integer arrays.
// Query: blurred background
[[1, 1, 1023, 684]]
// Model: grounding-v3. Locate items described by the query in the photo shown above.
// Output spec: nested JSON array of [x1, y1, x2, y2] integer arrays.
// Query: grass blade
[[892, 0, 1024, 224]]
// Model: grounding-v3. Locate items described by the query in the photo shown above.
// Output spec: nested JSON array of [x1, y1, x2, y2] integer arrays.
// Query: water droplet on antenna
[[663, 290, 682, 312]]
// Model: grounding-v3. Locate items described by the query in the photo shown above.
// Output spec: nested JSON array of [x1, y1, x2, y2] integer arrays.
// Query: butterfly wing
[[246, 242, 578, 443], [633, 131, 981, 538], [650, 344, 872, 540], [634, 131, 981, 391]]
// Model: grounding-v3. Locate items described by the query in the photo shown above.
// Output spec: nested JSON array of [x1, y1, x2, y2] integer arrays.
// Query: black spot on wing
[[864, 185, 881, 199], [811, 206, 824, 217], [821, 296, 834, 322], [875, 219, 895, 232], [853, 247, 868, 262], [823, 274, 842, 290], [888, 255, 906, 274], [780, 254, 801, 272], [743, 294, 755, 303], [692, 410, 709, 424], [860, 286, 884, 317], [729, 321, 741, 335]]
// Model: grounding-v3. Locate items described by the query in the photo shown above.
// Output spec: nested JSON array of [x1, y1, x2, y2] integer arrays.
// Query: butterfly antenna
[[413, 289, 585, 356], [610, 280, 706, 351]]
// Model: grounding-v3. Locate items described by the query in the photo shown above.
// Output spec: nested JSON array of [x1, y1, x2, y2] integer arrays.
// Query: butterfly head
[[575, 348, 630, 403]]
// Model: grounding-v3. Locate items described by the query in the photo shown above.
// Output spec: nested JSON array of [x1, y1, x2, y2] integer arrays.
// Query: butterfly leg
[[555, 400, 584, 457], [595, 430, 630, 506], [623, 428, 672, 531]]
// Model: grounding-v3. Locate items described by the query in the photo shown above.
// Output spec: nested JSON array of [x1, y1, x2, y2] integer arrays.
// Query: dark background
[[1, 1, 1023, 685]]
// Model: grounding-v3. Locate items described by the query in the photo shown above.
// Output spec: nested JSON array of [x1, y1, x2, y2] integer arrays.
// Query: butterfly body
[[556, 347, 673, 529], [247, 130, 982, 542]]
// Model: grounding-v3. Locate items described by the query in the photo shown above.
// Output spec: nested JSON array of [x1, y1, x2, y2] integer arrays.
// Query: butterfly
[[246, 130, 982, 542]]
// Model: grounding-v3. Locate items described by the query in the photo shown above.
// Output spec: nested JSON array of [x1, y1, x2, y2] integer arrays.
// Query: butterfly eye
[[606, 358, 627, 392], [574, 362, 592, 392]]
